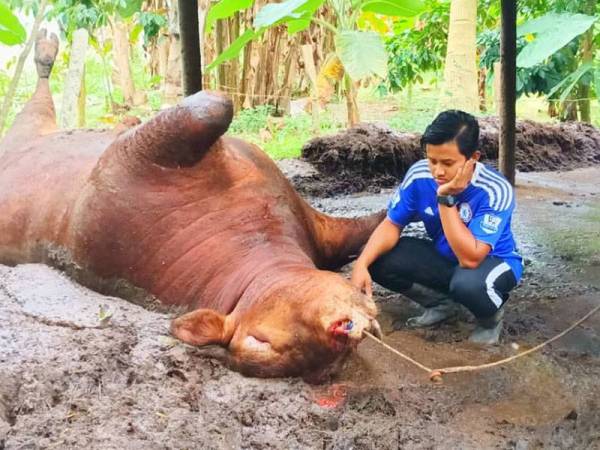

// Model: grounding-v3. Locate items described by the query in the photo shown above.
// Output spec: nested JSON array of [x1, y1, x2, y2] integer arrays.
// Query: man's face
[[425, 142, 480, 185]]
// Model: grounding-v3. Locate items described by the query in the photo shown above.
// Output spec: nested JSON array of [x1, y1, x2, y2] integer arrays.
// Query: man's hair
[[421, 110, 480, 158]]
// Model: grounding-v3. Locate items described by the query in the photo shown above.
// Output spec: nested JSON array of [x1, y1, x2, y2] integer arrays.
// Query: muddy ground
[[2, 163, 600, 449], [299, 118, 600, 196]]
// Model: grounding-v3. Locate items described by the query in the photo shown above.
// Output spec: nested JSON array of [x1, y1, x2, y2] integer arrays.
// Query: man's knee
[[449, 270, 497, 318], [367, 256, 387, 283], [368, 254, 412, 292]]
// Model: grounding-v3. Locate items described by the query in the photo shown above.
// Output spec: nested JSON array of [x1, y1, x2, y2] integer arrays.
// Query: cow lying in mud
[[0, 31, 383, 381]]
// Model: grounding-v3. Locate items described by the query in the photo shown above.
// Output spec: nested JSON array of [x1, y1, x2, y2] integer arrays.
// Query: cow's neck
[[224, 243, 317, 314]]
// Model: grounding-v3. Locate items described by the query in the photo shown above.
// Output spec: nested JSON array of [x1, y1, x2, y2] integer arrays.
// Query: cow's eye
[[243, 335, 272, 353]]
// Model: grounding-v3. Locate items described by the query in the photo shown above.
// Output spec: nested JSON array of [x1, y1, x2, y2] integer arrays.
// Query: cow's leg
[[1, 30, 59, 150]]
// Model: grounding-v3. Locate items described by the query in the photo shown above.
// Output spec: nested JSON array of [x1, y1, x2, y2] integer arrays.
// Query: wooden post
[[178, 0, 202, 95], [499, 0, 517, 185], [300, 44, 320, 135], [60, 28, 88, 129]]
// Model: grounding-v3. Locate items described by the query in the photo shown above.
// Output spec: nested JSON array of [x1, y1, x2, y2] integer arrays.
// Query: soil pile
[[299, 118, 600, 196]]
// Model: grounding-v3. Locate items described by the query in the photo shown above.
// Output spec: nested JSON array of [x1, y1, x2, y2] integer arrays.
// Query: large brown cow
[[0, 31, 383, 380]]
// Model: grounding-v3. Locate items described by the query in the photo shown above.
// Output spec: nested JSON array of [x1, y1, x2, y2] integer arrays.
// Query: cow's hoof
[[34, 29, 59, 78]]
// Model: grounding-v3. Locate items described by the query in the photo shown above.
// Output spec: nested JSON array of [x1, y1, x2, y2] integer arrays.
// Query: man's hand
[[351, 262, 373, 298], [437, 158, 476, 196]]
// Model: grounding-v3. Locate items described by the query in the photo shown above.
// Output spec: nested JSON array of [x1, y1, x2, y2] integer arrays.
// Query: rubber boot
[[404, 298, 459, 328], [469, 308, 505, 345]]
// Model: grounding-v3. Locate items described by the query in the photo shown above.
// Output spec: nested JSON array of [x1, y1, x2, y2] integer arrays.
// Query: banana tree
[[205, 0, 425, 127], [517, 11, 598, 122]]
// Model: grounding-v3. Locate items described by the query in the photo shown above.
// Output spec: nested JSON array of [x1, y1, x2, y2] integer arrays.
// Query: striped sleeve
[[387, 160, 431, 226], [472, 165, 514, 212], [470, 166, 515, 248]]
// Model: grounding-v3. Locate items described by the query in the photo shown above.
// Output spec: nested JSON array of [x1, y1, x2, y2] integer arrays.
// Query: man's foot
[[402, 299, 458, 329], [469, 308, 504, 345], [34, 29, 59, 79]]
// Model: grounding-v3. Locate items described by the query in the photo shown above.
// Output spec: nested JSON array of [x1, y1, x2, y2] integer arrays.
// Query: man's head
[[421, 110, 480, 185]]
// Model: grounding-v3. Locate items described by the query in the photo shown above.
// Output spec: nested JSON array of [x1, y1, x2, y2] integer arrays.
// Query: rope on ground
[[364, 302, 600, 383]]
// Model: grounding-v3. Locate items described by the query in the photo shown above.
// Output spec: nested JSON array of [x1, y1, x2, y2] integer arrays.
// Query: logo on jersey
[[481, 214, 502, 234], [390, 190, 401, 208], [424, 206, 434, 216], [458, 203, 472, 223]]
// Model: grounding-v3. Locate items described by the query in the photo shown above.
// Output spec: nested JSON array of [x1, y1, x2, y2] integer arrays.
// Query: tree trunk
[[239, 18, 254, 109], [78, 65, 86, 127], [301, 44, 320, 133], [163, 0, 182, 104], [0, 0, 48, 135], [178, 0, 202, 95], [60, 28, 89, 129], [215, 19, 227, 91], [440, 0, 479, 113], [493, 61, 502, 113], [344, 74, 360, 127], [278, 39, 298, 115], [577, 0, 595, 123], [228, 13, 241, 105], [112, 19, 137, 106], [478, 66, 487, 112], [498, 0, 516, 185], [157, 35, 169, 81]]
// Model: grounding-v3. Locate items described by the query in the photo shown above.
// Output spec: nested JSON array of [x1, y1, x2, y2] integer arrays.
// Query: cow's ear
[[170, 309, 233, 347]]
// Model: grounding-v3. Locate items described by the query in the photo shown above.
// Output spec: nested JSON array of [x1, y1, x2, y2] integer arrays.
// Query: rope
[[363, 302, 600, 382]]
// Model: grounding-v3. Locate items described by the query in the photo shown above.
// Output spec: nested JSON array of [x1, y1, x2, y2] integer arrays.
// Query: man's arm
[[437, 158, 491, 269], [351, 218, 402, 297], [438, 205, 490, 268]]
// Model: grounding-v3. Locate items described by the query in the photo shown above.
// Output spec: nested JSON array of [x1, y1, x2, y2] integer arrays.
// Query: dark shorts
[[368, 237, 518, 319]]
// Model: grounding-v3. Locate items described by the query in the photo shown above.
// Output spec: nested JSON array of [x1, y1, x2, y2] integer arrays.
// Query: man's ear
[[170, 309, 233, 346], [472, 150, 481, 161]]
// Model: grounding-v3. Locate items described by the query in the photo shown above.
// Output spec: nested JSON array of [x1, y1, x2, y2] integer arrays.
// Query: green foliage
[[516, 12, 597, 68], [206, 29, 258, 71], [546, 62, 594, 103], [117, 0, 143, 19], [228, 106, 343, 159], [138, 11, 167, 43], [361, 0, 424, 17], [336, 31, 387, 80], [229, 105, 275, 134], [0, 1, 27, 45], [478, 30, 565, 98], [205, 0, 254, 33], [206, 0, 425, 81], [382, 0, 448, 93], [49, 0, 108, 35], [253, 0, 309, 28], [285, 0, 324, 34], [49, 0, 161, 43]]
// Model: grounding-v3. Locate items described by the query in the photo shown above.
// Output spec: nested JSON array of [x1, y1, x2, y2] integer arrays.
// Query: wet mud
[[1, 165, 600, 449], [298, 118, 600, 196]]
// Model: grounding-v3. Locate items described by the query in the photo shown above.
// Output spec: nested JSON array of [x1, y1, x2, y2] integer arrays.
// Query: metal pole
[[178, 0, 202, 95], [499, 0, 517, 185]]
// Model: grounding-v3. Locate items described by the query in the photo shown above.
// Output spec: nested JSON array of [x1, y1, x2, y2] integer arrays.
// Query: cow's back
[[0, 129, 115, 264]]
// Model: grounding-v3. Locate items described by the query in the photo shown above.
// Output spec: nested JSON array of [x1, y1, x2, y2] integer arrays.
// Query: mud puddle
[[1, 167, 600, 449]]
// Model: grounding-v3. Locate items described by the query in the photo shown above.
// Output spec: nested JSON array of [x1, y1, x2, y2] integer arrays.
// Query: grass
[[2, 52, 599, 160]]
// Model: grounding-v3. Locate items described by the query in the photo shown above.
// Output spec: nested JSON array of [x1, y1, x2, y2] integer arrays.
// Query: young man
[[351, 110, 523, 344]]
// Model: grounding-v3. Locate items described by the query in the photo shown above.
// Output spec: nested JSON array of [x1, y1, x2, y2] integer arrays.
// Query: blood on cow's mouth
[[328, 319, 357, 352]]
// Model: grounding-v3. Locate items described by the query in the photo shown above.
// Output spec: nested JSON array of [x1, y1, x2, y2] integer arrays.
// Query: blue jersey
[[387, 159, 523, 281]]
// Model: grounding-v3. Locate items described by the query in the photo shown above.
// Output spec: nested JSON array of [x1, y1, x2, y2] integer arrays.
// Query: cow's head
[[170, 269, 380, 381]]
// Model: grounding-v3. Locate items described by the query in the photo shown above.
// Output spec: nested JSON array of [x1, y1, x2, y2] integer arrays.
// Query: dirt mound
[[300, 118, 600, 196]]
